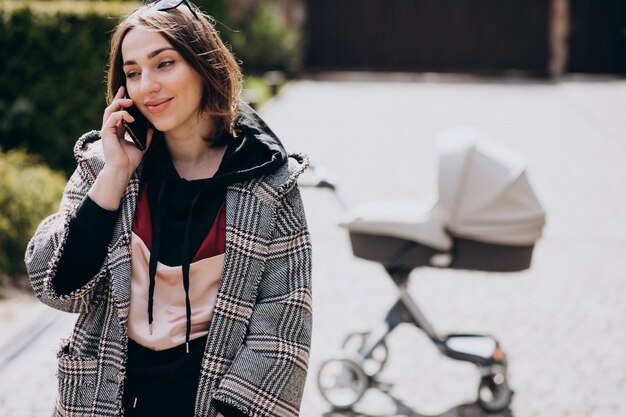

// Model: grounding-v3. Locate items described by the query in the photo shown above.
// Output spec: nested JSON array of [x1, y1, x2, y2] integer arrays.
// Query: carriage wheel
[[317, 357, 368, 410], [341, 332, 389, 377], [477, 364, 514, 412]]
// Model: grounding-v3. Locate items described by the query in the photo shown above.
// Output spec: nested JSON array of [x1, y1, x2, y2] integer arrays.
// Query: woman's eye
[[158, 60, 174, 69], [125, 71, 139, 79]]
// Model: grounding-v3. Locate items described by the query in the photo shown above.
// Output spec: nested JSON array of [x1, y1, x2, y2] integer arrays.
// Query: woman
[[25, 1, 312, 416]]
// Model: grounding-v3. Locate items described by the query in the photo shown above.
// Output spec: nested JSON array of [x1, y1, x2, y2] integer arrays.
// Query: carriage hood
[[341, 127, 546, 251]]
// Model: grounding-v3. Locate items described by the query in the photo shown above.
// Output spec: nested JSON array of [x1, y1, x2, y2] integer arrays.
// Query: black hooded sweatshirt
[[53, 105, 288, 417]]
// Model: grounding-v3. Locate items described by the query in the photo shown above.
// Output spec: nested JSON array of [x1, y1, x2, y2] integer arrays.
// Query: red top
[[132, 184, 226, 263]]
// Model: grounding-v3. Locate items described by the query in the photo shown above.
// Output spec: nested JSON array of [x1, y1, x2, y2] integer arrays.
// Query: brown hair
[[106, 3, 242, 138]]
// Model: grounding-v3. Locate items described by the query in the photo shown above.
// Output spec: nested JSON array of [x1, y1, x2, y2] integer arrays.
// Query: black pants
[[122, 336, 207, 417]]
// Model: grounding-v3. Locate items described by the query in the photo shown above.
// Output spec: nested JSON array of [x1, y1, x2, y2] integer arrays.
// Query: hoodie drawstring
[[147, 173, 202, 354], [181, 191, 202, 353], [147, 176, 167, 336]]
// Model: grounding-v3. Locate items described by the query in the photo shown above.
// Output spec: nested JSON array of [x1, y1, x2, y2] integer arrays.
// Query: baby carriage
[[312, 128, 546, 413]]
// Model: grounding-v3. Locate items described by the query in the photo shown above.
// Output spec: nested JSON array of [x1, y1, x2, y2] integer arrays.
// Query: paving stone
[[1, 76, 625, 417]]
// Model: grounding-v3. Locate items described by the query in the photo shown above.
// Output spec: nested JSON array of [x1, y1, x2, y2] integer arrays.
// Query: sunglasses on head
[[152, 0, 199, 20]]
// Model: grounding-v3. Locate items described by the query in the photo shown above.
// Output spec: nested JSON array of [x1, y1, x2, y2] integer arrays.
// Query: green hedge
[[0, 148, 66, 276], [0, 8, 116, 176], [229, 1, 303, 73]]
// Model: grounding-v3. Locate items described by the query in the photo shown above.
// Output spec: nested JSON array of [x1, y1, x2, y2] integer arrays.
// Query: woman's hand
[[88, 86, 153, 210], [100, 86, 153, 179]]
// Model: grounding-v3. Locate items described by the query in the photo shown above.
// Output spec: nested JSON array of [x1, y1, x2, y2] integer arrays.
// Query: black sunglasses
[[152, 0, 199, 20]]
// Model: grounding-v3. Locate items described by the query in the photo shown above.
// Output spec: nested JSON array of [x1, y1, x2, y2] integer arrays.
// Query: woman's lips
[[145, 98, 172, 114]]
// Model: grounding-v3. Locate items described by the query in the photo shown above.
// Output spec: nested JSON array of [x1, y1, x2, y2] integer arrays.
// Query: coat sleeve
[[212, 185, 313, 417], [24, 158, 106, 314]]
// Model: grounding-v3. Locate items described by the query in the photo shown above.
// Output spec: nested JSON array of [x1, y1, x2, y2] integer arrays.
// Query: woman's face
[[121, 27, 205, 136]]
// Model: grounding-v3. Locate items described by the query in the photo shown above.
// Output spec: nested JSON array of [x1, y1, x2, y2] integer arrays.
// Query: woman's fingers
[[103, 110, 135, 132], [103, 87, 125, 122], [101, 110, 136, 159], [102, 86, 133, 124]]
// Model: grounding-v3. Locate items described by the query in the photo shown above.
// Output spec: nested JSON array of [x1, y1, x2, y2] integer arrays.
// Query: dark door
[[568, 0, 626, 74], [305, 0, 550, 74]]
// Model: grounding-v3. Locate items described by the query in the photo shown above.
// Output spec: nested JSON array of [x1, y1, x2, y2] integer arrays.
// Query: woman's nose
[[140, 73, 161, 95]]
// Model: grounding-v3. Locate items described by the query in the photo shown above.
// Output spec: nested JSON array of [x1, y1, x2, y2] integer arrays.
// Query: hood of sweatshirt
[[144, 103, 288, 192], [138, 103, 288, 350]]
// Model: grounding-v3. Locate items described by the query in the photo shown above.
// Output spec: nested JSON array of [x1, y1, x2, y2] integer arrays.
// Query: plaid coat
[[25, 131, 312, 417]]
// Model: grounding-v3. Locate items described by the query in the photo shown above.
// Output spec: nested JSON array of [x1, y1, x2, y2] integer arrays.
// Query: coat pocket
[[55, 340, 98, 416]]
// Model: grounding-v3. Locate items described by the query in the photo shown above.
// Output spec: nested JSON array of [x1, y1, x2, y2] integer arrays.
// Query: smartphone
[[121, 93, 151, 150]]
